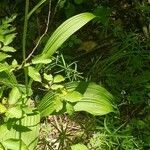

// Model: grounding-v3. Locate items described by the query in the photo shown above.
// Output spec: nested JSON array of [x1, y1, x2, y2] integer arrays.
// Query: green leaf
[[63, 91, 82, 102], [0, 63, 11, 72], [0, 143, 4, 149], [0, 52, 11, 61], [34, 13, 95, 60], [0, 103, 7, 114], [40, 102, 55, 117], [11, 59, 18, 67], [3, 34, 16, 45], [0, 65, 19, 88], [53, 75, 65, 83], [51, 84, 64, 90], [13, 124, 31, 132], [66, 82, 114, 116], [1, 46, 16, 52], [38, 91, 56, 117], [2, 139, 28, 150], [8, 87, 21, 105], [0, 124, 10, 140], [66, 102, 74, 115], [44, 73, 53, 81], [54, 97, 63, 112], [71, 144, 88, 150], [28, 66, 41, 82], [5, 105, 22, 118], [32, 58, 52, 64]]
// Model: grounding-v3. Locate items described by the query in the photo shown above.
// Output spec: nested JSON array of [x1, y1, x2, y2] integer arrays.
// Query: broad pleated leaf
[[38, 92, 55, 117], [34, 13, 95, 60], [66, 82, 114, 115]]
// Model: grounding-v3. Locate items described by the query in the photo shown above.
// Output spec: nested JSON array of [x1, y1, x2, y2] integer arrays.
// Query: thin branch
[[25, 0, 52, 62]]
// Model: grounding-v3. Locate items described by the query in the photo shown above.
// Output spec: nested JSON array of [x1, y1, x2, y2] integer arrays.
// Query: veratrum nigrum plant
[[0, 1, 115, 149]]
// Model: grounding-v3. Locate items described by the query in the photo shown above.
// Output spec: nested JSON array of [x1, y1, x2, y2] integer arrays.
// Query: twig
[[53, 115, 61, 132], [25, 0, 52, 62]]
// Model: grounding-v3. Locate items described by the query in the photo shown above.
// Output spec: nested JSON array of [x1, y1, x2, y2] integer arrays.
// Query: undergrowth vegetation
[[0, 0, 150, 150]]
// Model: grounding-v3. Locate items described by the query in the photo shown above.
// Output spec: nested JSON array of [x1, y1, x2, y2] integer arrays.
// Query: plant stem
[[22, 0, 29, 97]]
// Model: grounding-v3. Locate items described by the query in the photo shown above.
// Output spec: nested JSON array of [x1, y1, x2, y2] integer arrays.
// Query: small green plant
[[87, 118, 144, 150], [0, 1, 115, 149]]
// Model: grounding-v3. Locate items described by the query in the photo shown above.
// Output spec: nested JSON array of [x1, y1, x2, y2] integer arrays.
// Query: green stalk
[[20, 1, 30, 149], [22, 0, 29, 97]]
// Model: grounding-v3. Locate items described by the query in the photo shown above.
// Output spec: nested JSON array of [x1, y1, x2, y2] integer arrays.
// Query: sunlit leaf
[[1, 46, 16, 52], [0, 52, 11, 62], [8, 87, 21, 105], [5, 105, 22, 118], [63, 91, 82, 102], [71, 143, 88, 150], [0, 113, 40, 150], [3, 34, 16, 45], [53, 75, 65, 83], [0, 103, 7, 114], [0, 143, 4, 149], [66, 102, 74, 115], [2, 139, 28, 150], [51, 84, 64, 90], [28, 66, 41, 82], [38, 91, 55, 117], [0, 63, 11, 72], [54, 97, 63, 112], [44, 73, 53, 81], [0, 63, 19, 88], [11, 59, 18, 67], [66, 82, 114, 116], [32, 58, 52, 64]]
